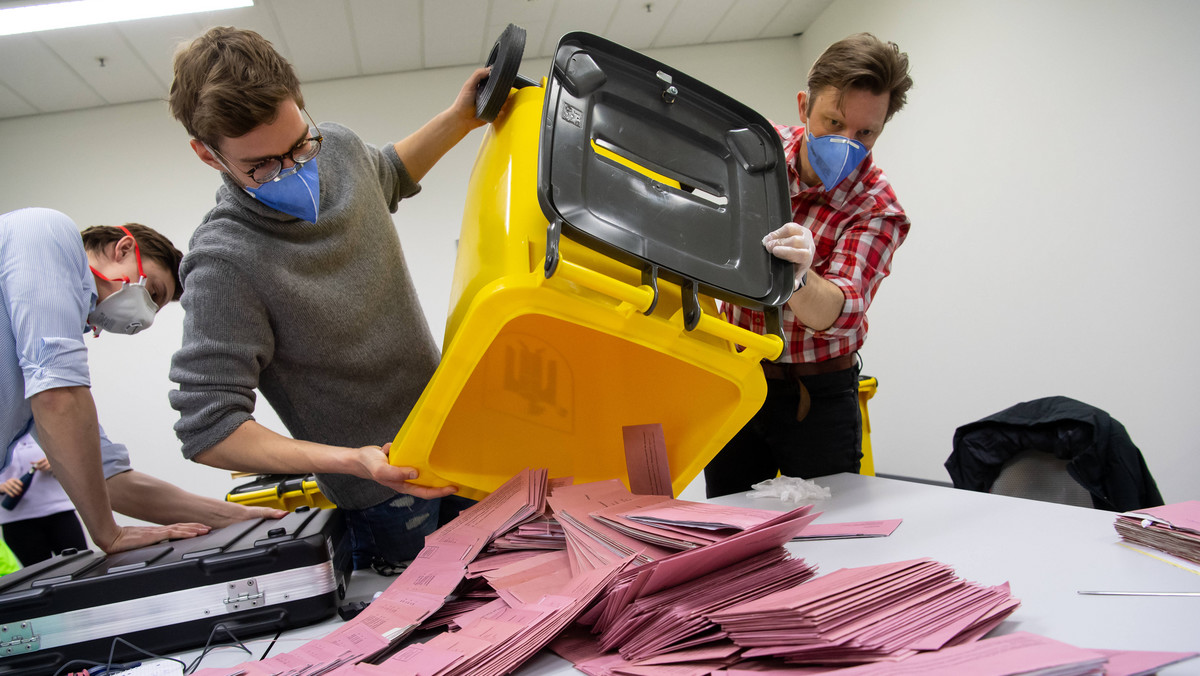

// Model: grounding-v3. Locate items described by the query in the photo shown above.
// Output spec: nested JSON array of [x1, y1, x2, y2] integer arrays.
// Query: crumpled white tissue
[[747, 475, 831, 503]]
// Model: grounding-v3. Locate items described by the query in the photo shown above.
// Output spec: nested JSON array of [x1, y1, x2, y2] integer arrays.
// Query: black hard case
[[0, 506, 349, 675]]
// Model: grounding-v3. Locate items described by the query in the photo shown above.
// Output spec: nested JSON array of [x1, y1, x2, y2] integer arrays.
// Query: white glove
[[747, 475, 832, 503], [763, 222, 814, 290]]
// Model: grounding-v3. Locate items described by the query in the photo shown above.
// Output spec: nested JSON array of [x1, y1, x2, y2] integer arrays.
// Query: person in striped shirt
[[706, 34, 914, 497]]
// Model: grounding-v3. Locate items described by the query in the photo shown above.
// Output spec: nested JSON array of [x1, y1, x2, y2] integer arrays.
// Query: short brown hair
[[81, 224, 184, 301], [168, 26, 304, 148], [807, 33, 913, 123]]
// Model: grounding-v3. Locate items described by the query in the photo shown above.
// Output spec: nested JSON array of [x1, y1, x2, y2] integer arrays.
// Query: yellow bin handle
[[690, 311, 784, 362], [552, 258, 784, 361], [553, 258, 655, 313]]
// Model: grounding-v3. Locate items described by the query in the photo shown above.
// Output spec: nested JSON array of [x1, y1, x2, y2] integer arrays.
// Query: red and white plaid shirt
[[724, 124, 910, 363]]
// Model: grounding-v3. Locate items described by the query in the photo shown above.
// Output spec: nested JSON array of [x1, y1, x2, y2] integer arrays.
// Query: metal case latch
[[224, 578, 264, 611], [0, 621, 40, 655]]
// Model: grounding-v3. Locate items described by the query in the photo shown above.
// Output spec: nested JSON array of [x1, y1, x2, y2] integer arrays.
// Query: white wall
[[1, 0, 1196, 525], [792, 0, 1200, 503], [0, 37, 806, 523]]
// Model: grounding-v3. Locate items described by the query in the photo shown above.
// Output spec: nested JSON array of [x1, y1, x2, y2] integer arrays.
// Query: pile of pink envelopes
[[193, 469, 1198, 676], [708, 558, 1018, 664], [1115, 500, 1200, 565]]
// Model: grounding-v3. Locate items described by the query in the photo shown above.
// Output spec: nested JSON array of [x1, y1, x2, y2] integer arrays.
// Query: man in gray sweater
[[168, 26, 490, 569]]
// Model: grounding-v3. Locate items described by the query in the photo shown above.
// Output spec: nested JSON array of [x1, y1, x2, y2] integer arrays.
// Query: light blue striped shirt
[[0, 208, 126, 473]]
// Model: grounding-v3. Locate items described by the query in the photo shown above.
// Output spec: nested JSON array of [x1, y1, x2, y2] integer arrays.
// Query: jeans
[[344, 493, 476, 570], [704, 364, 862, 498]]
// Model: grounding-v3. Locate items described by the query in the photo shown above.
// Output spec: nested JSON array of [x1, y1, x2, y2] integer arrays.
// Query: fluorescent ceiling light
[[0, 0, 254, 37]]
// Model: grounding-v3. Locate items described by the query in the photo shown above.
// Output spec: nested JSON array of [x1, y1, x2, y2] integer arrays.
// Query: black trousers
[[3, 510, 87, 566], [704, 365, 862, 498]]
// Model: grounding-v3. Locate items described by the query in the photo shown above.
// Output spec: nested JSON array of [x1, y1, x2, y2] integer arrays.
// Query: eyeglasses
[[208, 109, 323, 185]]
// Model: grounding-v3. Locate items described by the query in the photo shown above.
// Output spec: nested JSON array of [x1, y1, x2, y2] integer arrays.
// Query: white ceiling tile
[[482, 20, 548, 65], [348, 0, 422, 75], [0, 34, 105, 113], [541, 0, 619, 56], [485, 0, 555, 63], [423, 0, 488, 68], [0, 80, 37, 119], [489, 0, 557, 24], [117, 16, 206, 91], [528, 26, 556, 60], [270, 0, 359, 81], [39, 25, 166, 105], [607, 0, 679, 51], [708, 0, 787, 43], [0, 0, 791, 121], [758, 0, 832, 38], [653, 0, 730, 48], [193, 1, 294, 62]]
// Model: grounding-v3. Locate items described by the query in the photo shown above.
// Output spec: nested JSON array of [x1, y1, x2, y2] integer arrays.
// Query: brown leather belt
[[761, 353, 857, 380]]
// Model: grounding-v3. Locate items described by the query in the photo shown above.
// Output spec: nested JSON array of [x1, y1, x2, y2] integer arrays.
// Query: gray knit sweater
[[169, 122, 440, 510]]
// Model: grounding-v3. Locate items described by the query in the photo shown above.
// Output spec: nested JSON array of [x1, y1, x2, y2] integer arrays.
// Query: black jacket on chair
[[946, 396, 1164, 512]]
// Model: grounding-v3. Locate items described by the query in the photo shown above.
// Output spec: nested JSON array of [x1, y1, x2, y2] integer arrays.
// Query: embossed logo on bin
[[484, 332, 573, 433]]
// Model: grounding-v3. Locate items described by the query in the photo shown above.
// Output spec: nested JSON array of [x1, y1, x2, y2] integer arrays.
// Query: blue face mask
[[805, 130, 869, 192], [244, 158, 321, 222]]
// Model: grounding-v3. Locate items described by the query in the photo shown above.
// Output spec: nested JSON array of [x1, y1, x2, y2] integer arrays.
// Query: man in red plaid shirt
[[706, 33, 914, 497]]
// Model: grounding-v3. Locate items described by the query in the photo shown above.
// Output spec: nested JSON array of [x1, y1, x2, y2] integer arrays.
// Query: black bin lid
[[537, 31, 794, 313]]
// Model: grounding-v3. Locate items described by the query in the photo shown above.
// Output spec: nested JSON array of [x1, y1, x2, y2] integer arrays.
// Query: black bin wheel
[[476, 23, 527, 122]]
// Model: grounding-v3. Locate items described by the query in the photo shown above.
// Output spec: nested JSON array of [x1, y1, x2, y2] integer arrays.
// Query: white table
[[724, 474, 1200, 666], [175, 474, 1200, 674]]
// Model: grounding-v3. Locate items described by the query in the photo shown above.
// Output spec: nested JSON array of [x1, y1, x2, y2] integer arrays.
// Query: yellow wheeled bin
[[389, 28, 794, 501], [858, 376, 878, 476]]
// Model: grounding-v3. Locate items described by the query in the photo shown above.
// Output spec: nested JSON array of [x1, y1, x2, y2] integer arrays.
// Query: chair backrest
[[947, 396, 1165, 512], [988, 449, 1093, 508]]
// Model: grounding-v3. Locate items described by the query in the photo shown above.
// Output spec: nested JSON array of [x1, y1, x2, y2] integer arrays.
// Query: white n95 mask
[[87, 225, 159, 335], [87, 280, 157, 335]]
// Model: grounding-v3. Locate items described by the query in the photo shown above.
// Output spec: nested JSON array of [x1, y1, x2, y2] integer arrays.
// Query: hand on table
[[100, 522, 211, 554]]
